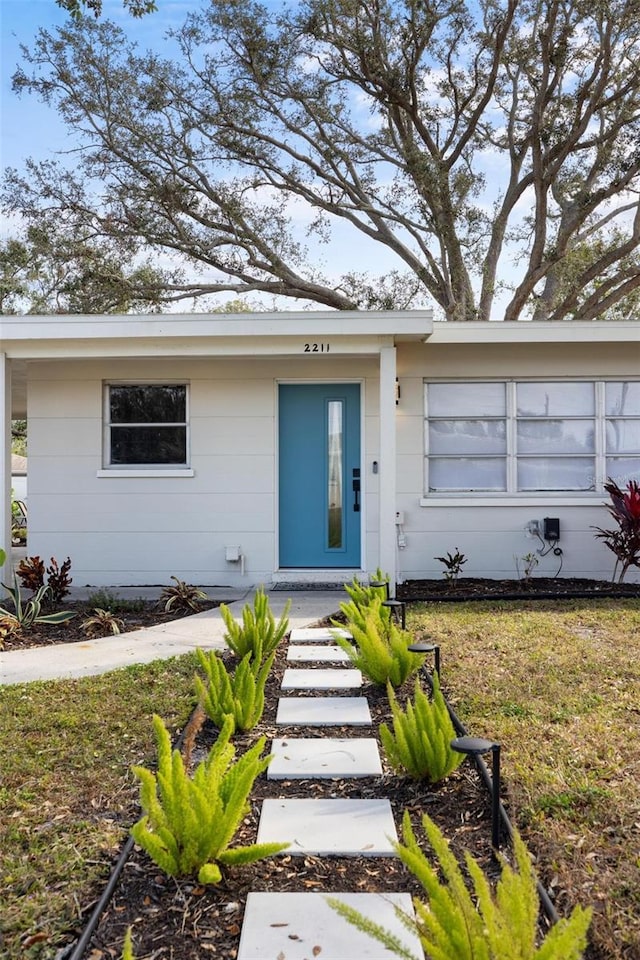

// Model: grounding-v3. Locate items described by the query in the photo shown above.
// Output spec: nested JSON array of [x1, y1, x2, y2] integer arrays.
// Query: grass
[[1, 599, 638, 959], [0, 655, 199, 959], [407, 597, 640, 960]]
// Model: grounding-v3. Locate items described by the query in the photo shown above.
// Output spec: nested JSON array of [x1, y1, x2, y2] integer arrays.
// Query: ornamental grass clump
[[195, 646, 275, 733], [220, 586, 290, 660], [333, 601, 424, 688], [131, 714, 288, 885], [380, 673, 463, 782], [329, 811, 592, 960]]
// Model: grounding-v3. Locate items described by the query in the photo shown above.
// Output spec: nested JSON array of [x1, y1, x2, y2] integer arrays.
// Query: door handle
[[352, 468, 360, 512]]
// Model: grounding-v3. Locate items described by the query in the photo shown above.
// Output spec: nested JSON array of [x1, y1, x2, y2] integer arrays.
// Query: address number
[[304, 343, 330, 353]]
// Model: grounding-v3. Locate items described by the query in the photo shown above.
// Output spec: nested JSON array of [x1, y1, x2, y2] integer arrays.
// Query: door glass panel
[[327, 401, 343, 548]]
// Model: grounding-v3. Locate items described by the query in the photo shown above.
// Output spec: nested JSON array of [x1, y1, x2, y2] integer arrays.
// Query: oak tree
[[4, 0, 640, 320]]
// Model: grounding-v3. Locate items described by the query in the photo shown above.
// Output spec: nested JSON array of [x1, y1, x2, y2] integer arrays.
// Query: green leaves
[[334, 596, 424, 687], [0, 577, 76, 629], [195, 647, 275, 733], [331, 811, 592, 960], [131, 714, 287, 883], [380, 674, 463, 782], [220, 587, 290, 659]]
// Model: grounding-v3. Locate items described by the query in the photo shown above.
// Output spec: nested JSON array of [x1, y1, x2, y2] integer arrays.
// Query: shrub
[[81, 608, 125, 638], [0, 579, 75, 631], [220, 586, 290, 660], [333, 602, 424, 687], [16, 555, 45, 592], [343, 568, 389, 609], [328, 811, 592, 960], [593, 478, 640, 582], [380, 674, 464, 782], [131, 714, 288, 884], [46, 556, 72, 603], [195, 647, 275, 733], [159, 576, 209, 614], [434, 548, 467, 582], [16, 555, 72, 604]]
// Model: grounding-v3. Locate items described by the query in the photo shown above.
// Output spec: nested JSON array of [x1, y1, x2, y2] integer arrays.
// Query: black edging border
[[58, 628, 563, 958]]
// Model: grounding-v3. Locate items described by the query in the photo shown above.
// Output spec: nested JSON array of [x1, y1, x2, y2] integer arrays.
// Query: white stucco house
[[1, 311, 639, 589]]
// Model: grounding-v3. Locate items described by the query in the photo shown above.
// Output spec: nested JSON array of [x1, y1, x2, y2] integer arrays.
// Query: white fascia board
[[0, 310, 433, 358], [427, 319, 640, 345]]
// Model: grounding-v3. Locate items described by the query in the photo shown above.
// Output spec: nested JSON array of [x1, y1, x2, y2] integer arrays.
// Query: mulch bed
[[65, 645, 506, 960]]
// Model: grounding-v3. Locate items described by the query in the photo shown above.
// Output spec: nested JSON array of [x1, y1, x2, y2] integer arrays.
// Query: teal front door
[[279, 383, 361, 568]]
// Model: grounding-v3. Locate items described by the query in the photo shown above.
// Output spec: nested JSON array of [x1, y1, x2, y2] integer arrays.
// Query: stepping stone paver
[[289, 626, 352, 643], [267, 736, 382, 779], [257, 798, 398, 856], [276, 695, 371, 726], [287, 643, 351, 662], [281, 667, 362, 690], [238, 891, 425, 960]]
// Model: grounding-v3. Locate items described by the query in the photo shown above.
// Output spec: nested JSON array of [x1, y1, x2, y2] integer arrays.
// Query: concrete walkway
[[0, 588, 344, 686]]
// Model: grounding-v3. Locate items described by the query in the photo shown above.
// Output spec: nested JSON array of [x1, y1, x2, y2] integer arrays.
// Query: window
[[425, 380, 640, 495], [104, 384, 188, 468]]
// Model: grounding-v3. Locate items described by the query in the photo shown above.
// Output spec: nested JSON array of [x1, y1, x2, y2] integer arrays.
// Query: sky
[[0, 0, 408, 312]]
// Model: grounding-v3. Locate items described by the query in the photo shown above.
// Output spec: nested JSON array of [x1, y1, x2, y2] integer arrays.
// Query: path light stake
[[408, 641, 441, 678], [382, 598, 406, 630], [451, 736, 502, 855], [370, 579, 390, 599]]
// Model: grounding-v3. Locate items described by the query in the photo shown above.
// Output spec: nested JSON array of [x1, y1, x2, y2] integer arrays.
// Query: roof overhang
[[0, 310, 434, 360], [427, 320, 640, 345]]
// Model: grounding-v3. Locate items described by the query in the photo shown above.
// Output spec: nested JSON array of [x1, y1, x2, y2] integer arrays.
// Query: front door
[[279, 383, 361, 568]]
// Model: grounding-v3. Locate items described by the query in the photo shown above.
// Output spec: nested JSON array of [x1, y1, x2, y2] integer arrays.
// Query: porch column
[[0, 354, 11, 575], [379, 344, 397, 591]]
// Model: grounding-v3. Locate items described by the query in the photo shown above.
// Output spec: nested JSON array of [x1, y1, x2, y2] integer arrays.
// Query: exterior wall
[[26, 355, 380, 587], [395, 340, 640, 583]]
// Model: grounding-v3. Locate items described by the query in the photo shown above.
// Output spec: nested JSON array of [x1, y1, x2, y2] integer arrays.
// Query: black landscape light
[[370, 578, 390, 599], [382, 598, 406, 630], [408, 641, 441, 678], [451, 735, 502, 854]]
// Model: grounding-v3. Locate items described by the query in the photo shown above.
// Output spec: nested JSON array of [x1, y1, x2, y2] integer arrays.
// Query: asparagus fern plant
[[329, 811, 592, 960], [380, 674, 464, 782], [131, 714, 288, 884], [195, 646, 275, 733], [220, 586, 290, 659], [333, 600, 424, 687]]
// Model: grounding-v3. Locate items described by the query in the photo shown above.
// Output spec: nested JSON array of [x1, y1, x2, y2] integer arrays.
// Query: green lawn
[[407, 598, 640, 960]]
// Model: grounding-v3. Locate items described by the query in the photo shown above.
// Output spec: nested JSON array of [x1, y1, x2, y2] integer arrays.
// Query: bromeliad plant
[[131, 714, 288, 884], [328, 811, 592, 960], [333, 601, 424, 688], [195, 646, 275, 733], [160, 576, 209, 614], [380, 674, 463, 783], [220, 586, 290, 660], [593, 478, 640, 582]]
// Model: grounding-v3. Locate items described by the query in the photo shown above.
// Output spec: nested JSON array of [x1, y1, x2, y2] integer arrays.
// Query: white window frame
[[98, 381, 194, 477], [422, 379, 640, 505]]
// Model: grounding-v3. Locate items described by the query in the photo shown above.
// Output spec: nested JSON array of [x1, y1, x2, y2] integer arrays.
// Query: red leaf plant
[[593, 478, 640, 582]]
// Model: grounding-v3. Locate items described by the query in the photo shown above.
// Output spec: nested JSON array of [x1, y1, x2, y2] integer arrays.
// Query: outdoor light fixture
[[370, 579, 390, 599], [382, 598, 406, 630], [451, 735, 502, 853], [408, 641, 441, 677]]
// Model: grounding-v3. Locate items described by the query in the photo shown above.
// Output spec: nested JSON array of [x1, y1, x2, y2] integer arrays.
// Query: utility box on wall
[[543, 518, 560, 541]]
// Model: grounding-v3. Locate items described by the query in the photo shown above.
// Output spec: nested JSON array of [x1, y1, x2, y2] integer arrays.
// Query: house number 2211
[[304, 343, 330, 353]]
